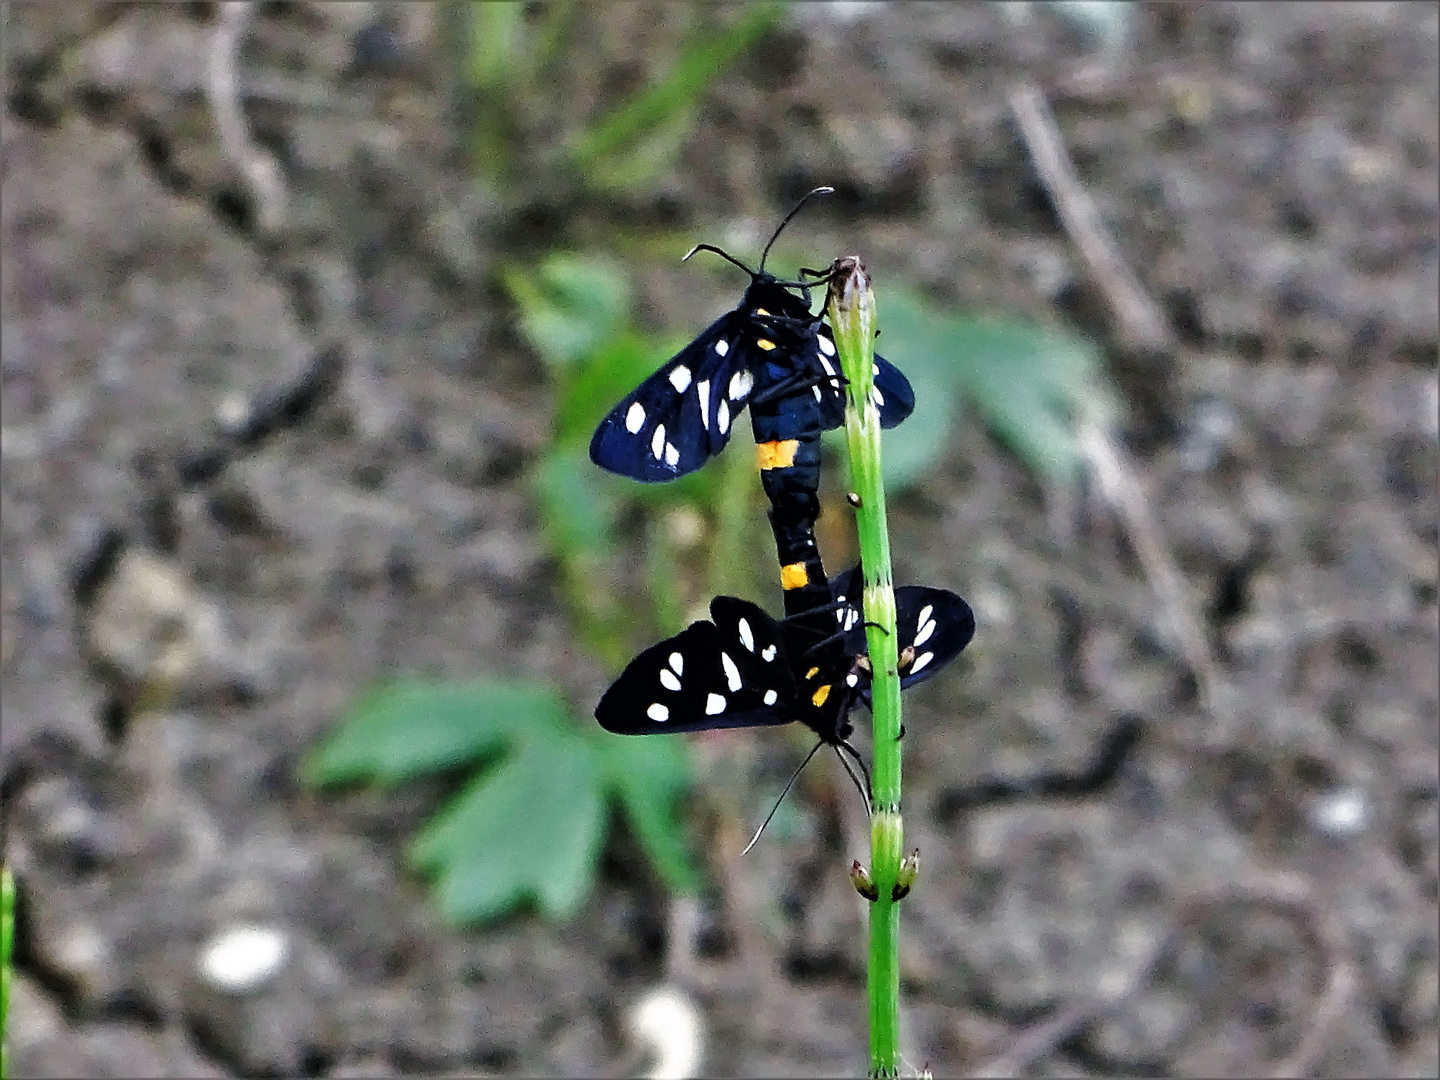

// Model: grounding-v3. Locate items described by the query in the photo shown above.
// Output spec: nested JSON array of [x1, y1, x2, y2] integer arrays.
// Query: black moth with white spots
[[595, 567, 975, 745], [589, 191, 914, 484]]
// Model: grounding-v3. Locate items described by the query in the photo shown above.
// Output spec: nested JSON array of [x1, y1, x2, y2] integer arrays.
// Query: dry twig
[[1008, 81, 1173, 354], [1008, 79, 1233, 732], [207, 1, 286, 233], [1077, 414, 1235, 730]]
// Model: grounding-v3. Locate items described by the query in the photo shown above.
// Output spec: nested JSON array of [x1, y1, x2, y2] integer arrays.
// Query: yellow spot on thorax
[[780, 562, 808, 590], [756, 439, 800, 470], [754, 308, 771, 316], [805, 666, 820, 680], [810, 684, 831, 708], [756, 338, 777, 351]]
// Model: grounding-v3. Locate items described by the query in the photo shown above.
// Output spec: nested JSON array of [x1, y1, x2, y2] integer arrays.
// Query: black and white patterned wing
[[589, 312, 759, 482], [830, 566, 975, 691], [872, 352, 915, 429], [812, 324, 916, 430], [891, 585, 975, 688], [595, 598, 795, 735]]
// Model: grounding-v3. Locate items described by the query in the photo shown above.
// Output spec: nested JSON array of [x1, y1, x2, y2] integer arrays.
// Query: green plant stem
[[827, 257, 904, 1078], [1, 865, 13, 1080]]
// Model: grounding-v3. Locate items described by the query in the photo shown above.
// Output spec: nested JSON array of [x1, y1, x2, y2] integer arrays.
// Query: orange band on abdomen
[[780, 562, 809, 590], [756, 439, 800, 471]]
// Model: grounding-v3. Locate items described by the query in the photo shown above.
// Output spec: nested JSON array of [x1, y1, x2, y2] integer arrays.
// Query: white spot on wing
[[918, 604, 934, 626], [761, 644, 777, 662], [664, 442, 680, 467], [669, 365, 692, 392], [647, 702, 669, 722], [625, 401, 646, 433], [871, 386, 885, 407], [763, 689, 778, 706], [872, 362, 880, 376], [914, 620, 936, 647], [812, 386, 823, 402], [714, 339, 729, 356], [910, 651, 933, 674], [705, 693, 726, 715], [846, 672, 859, 687], [721, 653, 742, 692], [738, 618, 754, 652], [660, 669, 681, 692], [717, 399, 730, 434], [818, 334, 836, 357], [652, 424, 667, 460], [729, 370, 752, 401], [697, 381, 711, 429], [819, 355, 836, 376], [668, 652, 683, 675]]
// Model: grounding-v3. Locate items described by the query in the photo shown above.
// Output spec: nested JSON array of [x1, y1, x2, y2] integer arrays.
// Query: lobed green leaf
[[410, 731, 607, 924], [597, 735, 700, 895], [302, 678, 569, 788]]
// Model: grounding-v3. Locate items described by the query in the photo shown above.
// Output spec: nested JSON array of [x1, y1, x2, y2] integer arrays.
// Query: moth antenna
[[742, 740, 825, 855], [835, 739, 875, 813], [683, 243, 756, 277], [758, 186, 835, 273]]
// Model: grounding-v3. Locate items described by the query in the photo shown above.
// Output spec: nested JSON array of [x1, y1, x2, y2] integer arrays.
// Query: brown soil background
[[2, 2, 1436, 1077]]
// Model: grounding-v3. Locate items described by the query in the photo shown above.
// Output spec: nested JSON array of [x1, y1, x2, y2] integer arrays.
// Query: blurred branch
[[207, 1, 286, 234], [1003, 80, 1234, 731], [1009, 81, 1173, 354], [1077, 414, 1236, 731]]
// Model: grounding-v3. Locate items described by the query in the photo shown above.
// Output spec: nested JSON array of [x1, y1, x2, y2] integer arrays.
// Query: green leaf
[[553, 330, 684, 447], [532, 444, 620, 565], [502, 254, 633, 373], [302, 678, 570, 788], [881, 289, 1112, 487], [569, 4, 784, 175], [596, 735, 700, 895], [410, 732, 607, 924]]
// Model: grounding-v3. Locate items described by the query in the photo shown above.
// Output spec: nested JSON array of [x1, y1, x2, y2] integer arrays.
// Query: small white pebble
[[199, 924, 289, 992], [628, 985, 704, 1080], [1310, 787, 1371, 838]]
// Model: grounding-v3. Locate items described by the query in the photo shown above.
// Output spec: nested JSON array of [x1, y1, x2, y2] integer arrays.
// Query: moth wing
[[596, 603, 794, 734], [589, 312, 752, 482]]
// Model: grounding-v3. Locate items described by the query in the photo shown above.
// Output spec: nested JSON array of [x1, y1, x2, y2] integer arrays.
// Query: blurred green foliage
[[305, 678, 698, 925], [828, 286, 1115, 491], [461, 1, 785, 195]]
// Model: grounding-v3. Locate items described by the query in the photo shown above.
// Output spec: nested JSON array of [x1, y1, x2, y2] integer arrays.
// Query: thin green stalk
[[1, 865, 14, 1080], [827, 257, 904, 1078]]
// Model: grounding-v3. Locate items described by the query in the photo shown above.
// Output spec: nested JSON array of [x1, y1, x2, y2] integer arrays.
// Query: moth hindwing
[[595, 597, 796, 735]]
